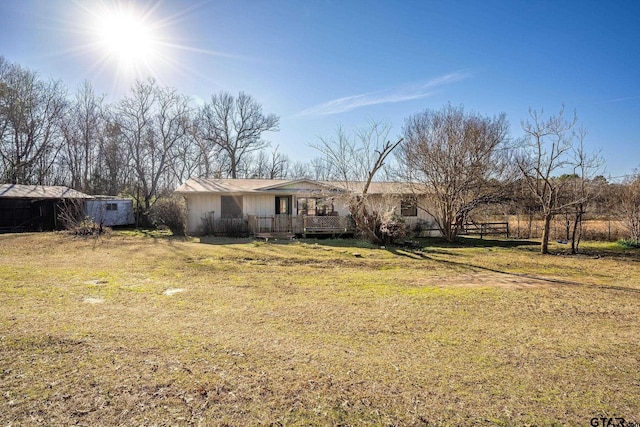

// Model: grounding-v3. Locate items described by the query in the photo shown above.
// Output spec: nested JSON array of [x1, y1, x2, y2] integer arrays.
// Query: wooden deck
[[248, 215, 355, 238]]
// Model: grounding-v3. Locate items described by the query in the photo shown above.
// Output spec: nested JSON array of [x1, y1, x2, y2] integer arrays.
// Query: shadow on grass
[[117, 230, 640, 294], [387, 240, 640, 295], [198, 235, 258, 246], [415, 236, 540, 249]]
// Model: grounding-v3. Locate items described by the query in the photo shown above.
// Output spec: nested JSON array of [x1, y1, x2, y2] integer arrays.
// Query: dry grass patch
[[0, 232, 638, 425]]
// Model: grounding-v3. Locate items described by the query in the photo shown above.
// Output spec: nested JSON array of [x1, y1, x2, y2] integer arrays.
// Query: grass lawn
[[0, 232, 638, 426]]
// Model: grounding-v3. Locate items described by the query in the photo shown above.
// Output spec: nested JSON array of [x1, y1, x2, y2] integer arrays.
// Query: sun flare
[[90, 4, 161, 74], [97, 12, 153, 62], [71, 1, 224, 94]]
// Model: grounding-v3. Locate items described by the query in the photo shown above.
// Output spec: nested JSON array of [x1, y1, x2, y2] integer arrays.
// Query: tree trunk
[[541, 213, 553, 254], [230, 156, 237, 179], [349, 199, 384, 245], [570, 210, 582, 254]]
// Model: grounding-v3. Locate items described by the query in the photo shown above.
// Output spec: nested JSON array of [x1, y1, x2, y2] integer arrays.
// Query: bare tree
[[59, 80, 105, 193], [515, 107, 602, 254], [113, 79, 191, 220], [619, 172, 640, 245], [399, 104, 511, 242], [289, 160, 311, 179], [169, 117, 202, 186], [312, 121, 402, 244], [265, 145, 289, 179], [247, 145, 289, 179], [0, 57, 67, 184], [191, 113, 227, 178], [199, 91, 279, 178], [564, 127, 604, 253], [95, 117, 132, 196], [309, 157, 331, 180]]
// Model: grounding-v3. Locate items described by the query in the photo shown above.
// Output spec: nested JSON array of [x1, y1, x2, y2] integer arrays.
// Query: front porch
[[247, 214, 355, 238]]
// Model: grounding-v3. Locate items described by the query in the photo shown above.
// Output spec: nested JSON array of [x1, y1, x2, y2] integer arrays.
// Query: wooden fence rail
[[459, 222, 509, 239]]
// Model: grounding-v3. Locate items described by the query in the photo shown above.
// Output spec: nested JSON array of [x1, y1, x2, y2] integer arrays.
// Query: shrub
[[58, 199, 111, 237], [199, 211, 216, 236], [150, 196, 187, 236], [379, 214, 408, 244], [66, 217, 112, 236], [617, 239, 640, 249]]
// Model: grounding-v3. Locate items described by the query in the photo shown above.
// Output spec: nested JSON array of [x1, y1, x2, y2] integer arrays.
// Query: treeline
[[0, 56, 319, 207], [2, 56, 639, 249]]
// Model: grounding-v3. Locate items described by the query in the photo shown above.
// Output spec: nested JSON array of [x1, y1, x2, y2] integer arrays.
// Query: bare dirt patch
[[163, 288, 185, 296], [84, 279, 108, 286]]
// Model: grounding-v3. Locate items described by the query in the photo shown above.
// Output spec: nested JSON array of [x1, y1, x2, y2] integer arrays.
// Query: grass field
[[1, 232, 639, 426]]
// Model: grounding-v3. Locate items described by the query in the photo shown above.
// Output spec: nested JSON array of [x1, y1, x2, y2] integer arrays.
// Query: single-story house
[[174, 178, 435, 237], [0, 184, 92, 232], [85, 197, 135, 227]]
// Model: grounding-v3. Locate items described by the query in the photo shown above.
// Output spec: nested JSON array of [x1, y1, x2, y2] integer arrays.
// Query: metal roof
[[0, 184, 93, 199], [174, 178, 412, 195], [175, 178, 290, 193]]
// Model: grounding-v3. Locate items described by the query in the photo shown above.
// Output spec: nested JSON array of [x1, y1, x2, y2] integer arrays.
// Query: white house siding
[[85, 199, 135, 226], [184, 193, 279, 234], [327, 196, 351, 216], [244, 194, 276, 216], [359, 193, 436, 231], [178, 182, 438, 236], [184, 194, 220, 234]]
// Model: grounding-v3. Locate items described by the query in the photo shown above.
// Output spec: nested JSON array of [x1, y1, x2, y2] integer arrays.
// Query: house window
[[221, 196, 243, 218], [297, 197, 334, 216], [106, 203, 118, 211], [400, 196, 417, 217]]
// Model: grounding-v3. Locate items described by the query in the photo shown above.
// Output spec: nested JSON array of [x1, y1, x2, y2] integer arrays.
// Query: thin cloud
[[297, 71, 471, 117], [587, 95, 640, 106]]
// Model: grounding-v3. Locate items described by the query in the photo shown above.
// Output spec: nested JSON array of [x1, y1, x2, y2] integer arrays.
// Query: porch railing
[[303, 215, 352, 233], [247, 214, 354, 236]]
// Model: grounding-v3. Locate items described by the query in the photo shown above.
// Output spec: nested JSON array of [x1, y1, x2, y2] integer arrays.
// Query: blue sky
[[1, 0, 638, 178]]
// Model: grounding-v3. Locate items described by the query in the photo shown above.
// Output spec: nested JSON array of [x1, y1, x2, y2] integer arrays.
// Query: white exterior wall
[[182, 191, 438, 236], [244, 194, 275, 216], [328, 196, 351, 216], [184, 193, 279, 234], [85, 199, 135, 226], [355, 193, 438, 234], [184, 194, 220, 234]]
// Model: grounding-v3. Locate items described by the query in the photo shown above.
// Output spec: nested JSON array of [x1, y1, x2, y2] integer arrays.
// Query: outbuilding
[[0, 184, 92, 232], [85, 197, 135, 227]]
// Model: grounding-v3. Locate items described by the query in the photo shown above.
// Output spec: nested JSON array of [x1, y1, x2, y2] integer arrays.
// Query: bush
[[199, 211, 216, 236], [58, 199, 111, 237], [379, 214, 408, 244], [150, 196, 187, 236], [66, 217, 112, 237], [617, 239, 640, 249]]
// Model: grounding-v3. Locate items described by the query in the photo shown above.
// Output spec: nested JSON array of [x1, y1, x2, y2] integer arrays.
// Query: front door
[[275, 196, 291, 215]]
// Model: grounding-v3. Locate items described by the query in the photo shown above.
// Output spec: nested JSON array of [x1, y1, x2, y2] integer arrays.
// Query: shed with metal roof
[[0, 184, 92, 232]]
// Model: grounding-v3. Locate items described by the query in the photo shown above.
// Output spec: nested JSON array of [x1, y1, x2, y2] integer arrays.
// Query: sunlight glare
[[92, 5, 160, 74], [98, 13, 150, 61], [69, 1, 227, 95]]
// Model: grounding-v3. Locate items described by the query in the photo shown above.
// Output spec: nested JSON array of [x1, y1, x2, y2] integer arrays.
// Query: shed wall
[[85, 200, 135, 226]]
